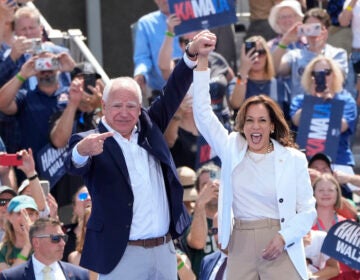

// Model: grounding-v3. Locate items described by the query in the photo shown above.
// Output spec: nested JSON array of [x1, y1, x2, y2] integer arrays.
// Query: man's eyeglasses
[[0, 199, 11, 207], [311, 69, 332, 77], [34, 234, 68, 243]]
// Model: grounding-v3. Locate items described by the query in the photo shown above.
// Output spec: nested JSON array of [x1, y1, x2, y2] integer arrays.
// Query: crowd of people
[[0, 0, 360, 279]]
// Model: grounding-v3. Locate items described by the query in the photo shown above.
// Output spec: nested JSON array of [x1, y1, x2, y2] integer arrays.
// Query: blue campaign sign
[[321, 220, 360, 270], [36, 143, 69, 188], [295, 95, 344, 160], [168, 0, 237, 35]]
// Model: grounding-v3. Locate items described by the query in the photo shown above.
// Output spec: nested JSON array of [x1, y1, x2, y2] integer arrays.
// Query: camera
[[313, 71, 327, 93], [25, 38, 42, 54], [35, 57, 60, 71], [245, 41, 256, 54], [297, 23, 321, 37], [0, 154, 23, 166]]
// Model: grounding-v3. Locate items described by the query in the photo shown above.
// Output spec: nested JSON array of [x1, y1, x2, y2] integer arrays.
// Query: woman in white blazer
[[192, 44, 317, 280]]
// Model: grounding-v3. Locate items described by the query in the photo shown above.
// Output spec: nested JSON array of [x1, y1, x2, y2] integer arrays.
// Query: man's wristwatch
[[185, 43, 197, 58]]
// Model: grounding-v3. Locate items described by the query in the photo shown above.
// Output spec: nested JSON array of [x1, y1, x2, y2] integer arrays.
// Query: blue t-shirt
[[15, 86, 69, 157]]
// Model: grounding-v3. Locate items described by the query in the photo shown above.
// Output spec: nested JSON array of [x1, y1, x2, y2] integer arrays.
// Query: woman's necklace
[[246, 141, 273, 163]]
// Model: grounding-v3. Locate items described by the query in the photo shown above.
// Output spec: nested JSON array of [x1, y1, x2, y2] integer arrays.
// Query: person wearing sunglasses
[[0, 217, 89, 279], [0, 186, 17, 241], [230, 36, 291, 120], [0, 195, 39, 272], [290, 55, 357, 169], [273, 8, 350, 101]]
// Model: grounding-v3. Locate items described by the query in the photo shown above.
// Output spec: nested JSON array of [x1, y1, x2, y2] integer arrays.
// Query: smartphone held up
[[0, 154, 23, 166]]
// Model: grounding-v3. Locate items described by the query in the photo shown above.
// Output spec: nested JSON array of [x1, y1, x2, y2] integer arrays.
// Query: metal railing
[[27, 2, 110, 84]]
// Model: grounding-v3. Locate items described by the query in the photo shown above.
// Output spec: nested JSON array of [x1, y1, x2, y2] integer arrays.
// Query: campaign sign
[[321, 220, 360, 270], [168, 0, 237, 35], [296, 95, 344, 160], [36, 143, 69, 188]]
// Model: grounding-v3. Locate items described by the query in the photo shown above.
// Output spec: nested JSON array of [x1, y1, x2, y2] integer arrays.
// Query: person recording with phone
[[290, 55, 357, 168], [0, 50, 75, 183], [229, 36, 290, 119], [273, 8, 349, 101]]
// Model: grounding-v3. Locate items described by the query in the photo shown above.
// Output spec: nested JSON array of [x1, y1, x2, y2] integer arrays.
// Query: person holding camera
[[0, 50, 75, 183], [273, 8, 349, 101], [290, 55, 357, 168]]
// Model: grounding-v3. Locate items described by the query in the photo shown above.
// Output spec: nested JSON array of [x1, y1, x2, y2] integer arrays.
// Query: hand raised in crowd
[[84, 82, 102, 111], [18, 56, 37, 80], [195, 179, 219, 209], [238, 44, 258, 77], [262, 233, 285, 261], [166, 13, 181, 33], [18, 208, 33, 252], [77, 132, 114, 157], [57, 52, 76, 72], [16, 148, 37, 178], [10, 36, 32, 62], [46, 193, 59, 220], [279, 22, 302, 46], [68, 78, 84, 108]]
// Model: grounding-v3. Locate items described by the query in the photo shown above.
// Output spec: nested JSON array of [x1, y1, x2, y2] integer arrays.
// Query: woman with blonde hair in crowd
[[0, 195, 39, 271], [290, 55, 357, 169], [230, 35, 290, 119], [312, 173, 359, 279]]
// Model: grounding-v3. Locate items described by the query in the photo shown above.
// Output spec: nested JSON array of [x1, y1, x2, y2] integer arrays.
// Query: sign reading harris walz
[[296, 95, 344, 161], [321, 220, 360, 270], [168, 0, 237, 35]]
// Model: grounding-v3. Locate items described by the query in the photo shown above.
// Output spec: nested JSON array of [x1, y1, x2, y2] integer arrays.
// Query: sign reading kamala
[[168, 0, 237, 35], [296, 95, 344, 161], [321, 220, 360, 270]]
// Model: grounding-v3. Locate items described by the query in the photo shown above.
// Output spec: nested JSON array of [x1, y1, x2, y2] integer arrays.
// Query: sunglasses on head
[[34, 234, 68, 243], [311, 69, 332, 77], [256, 49, 267, 56], [0, 199, 11, 207]]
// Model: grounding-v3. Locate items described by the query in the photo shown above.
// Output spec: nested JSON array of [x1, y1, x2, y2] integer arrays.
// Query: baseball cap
[[177, 166, 198, 202], [269, 0, 304, 34], [308, 153, 332, 168], [7, 195, 38, 213], [0, 186, 17, 197], [70, 62, 101, 80], [17, 179, 30, 194]]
